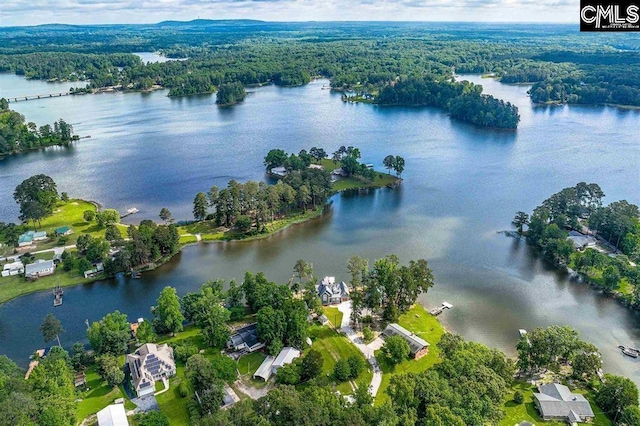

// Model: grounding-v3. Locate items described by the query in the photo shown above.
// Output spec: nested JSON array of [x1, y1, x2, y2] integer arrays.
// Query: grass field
[[323, 306, 343, 328], [76, 362, 134, 423], [156, 363, 190, 426], [0, 268, 98, 305], [374, 304, 445, 405], [307, 325, 372, 394], [238, 351, 267, 376]]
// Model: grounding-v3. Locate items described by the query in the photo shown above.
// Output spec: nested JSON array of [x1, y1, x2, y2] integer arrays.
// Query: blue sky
[[1, 0, 578, 26]]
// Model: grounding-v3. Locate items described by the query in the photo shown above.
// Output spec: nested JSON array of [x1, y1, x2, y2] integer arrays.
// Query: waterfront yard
[[306, 325, 373, 394], [374, 304, 445, 404], [500, 382, 613, 426], [76, 360, 134, 423], [0, 268, 97, 305]]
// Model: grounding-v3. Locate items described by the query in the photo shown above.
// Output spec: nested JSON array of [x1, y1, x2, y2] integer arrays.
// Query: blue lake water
[[1, 71, 640, 385]]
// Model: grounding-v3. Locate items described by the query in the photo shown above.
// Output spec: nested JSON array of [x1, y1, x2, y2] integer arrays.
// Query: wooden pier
[[53, 285, 63, 307], [7, 92, 72, 103], [429, 302, 453, 316]]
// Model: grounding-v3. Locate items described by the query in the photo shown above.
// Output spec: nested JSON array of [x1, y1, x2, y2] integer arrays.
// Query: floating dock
[[53, 285, 63, 307], [429, 302, 453, 316]]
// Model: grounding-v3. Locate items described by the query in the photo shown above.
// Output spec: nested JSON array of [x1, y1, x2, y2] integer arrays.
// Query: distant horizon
[[0, 19, 581, 29], [0, 0, 578, 27]]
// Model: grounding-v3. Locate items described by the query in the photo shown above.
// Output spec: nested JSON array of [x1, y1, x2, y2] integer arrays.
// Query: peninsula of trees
[[513, 182, 640, 306], [0, 98, 78, 156]]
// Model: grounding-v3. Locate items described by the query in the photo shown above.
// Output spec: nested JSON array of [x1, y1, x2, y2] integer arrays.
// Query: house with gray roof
[[126, 343, 176, 397], [382, 323, 430, 359], [533, 383, 594, 423], [25, 259, 55, 279], [317, 276, 349, 305], [227, 323, 265, 353]]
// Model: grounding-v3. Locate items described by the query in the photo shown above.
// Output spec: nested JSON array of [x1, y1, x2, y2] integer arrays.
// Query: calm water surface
[[1, 71, 640, 385]]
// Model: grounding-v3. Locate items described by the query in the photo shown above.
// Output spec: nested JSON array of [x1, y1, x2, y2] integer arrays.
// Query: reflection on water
[[0, 73, 640, 386]]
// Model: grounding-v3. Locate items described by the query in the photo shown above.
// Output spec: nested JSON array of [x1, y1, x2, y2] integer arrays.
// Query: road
[[336, 301, 383, 397]]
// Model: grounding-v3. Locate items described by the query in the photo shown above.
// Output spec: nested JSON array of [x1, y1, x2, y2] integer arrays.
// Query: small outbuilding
[[55, 226, 73, 236], [2, 261, 24, 277], [97, 404, 129, 426], [270, 166, 288, 177], [271, 347, 301, 373], [253, 355, 275, 381]]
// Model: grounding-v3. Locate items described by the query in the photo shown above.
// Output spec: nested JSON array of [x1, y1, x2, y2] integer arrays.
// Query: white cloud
[[0, 0, 579, 26]]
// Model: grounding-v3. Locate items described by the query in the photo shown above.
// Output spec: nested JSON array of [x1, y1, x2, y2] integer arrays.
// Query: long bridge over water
[[6, 92, 73, 102]]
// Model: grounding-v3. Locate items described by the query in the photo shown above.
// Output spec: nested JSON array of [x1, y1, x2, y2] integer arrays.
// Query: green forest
[[2, 22, 639, 129], [0, 98, 78, 156]]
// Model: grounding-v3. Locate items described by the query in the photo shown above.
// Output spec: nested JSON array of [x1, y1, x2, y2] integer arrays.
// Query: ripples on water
[[1, 71, 640, 385]]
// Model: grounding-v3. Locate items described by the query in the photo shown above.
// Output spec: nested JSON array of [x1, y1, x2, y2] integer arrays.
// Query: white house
[[2, 261, 24, 277], [97, 404, 129, 426], [270, 166, 288, 177], [126, 343, 176, 397], [227, 323, 265, 353], [25, 259, 55, 279]]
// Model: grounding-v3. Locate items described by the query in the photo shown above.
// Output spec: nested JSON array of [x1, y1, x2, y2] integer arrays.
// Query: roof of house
[[25, 259, 54, 275], [382, 323, 429, 354], [534, 383, 594, 420], [317, 277, 349, 299], [126, 343, 175, 393], [272, 347, 301, 368], [253, 355, 275, 381], [24, 231, 47, 238], [230, 323, 261, 349], [55, 226, 70, 234], [18, 234, 33, 244], [97, 404, 129, 426]]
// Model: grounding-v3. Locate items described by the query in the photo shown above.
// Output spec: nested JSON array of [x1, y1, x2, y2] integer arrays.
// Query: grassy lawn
[[178, 235, 197, 244], [156, 363, 190, 426], [238, 351, 267, 376], [177, 208, 324, 244], [500, 382, 613, 426], [332, 173, 398, 192], [0, 268, 100, 305], [307, 325, 372, 394], [323, 306, 343, 328], [76, 364, 132, 422], [374, 305, 445, 405]]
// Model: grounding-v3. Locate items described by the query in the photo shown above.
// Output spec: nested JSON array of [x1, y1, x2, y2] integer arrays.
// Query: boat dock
[[429, 302, 453, 316], [121, 207, 139, 218], [53, 285, 63, 307]]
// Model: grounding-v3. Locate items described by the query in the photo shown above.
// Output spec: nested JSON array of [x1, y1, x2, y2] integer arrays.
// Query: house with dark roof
[[227, 323, 265, 353], [317, 276, 349, 305], [382, 323, 430, 359], [126, 343, 176, 397], [533, 383, 594, 423]]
